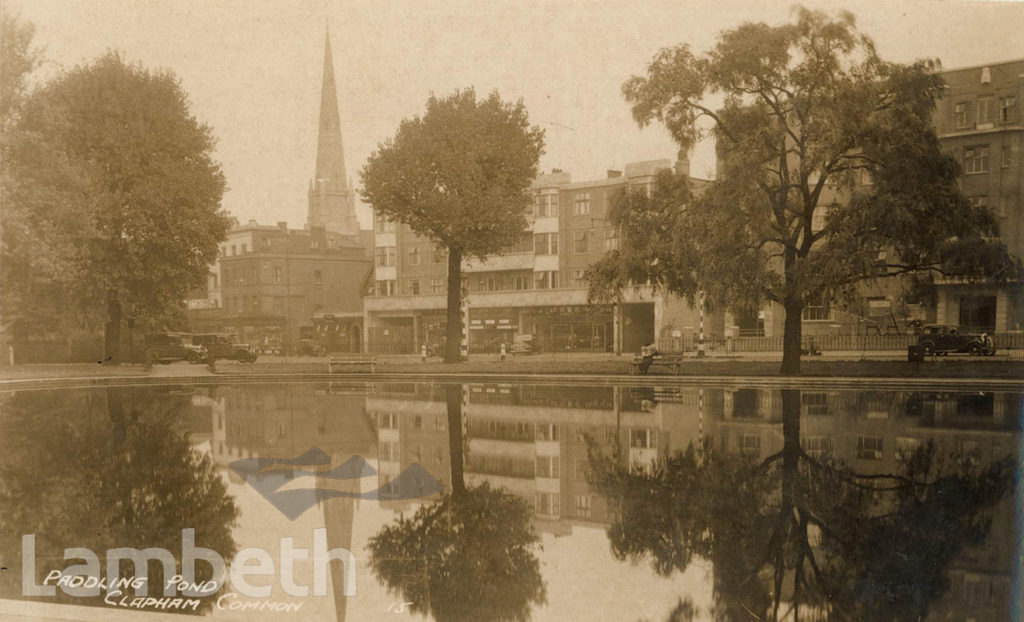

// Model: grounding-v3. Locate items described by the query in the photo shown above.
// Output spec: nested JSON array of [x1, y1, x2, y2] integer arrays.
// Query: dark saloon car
[[144, 333, 206, 364], [191, 333, 258, 362], [916, 324, 995, 356]]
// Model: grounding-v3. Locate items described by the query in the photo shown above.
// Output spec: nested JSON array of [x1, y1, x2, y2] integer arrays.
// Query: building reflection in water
[[359, 382, 1020, 622], [22, 381, 1005, 621]]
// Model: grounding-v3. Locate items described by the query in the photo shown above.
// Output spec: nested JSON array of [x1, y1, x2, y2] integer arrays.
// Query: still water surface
[[0, 381, 1020, 621]]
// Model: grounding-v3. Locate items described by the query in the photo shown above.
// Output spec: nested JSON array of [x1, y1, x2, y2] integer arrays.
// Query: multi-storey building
[[189, 222, 370, 353], [188, 31, 371, 350], [363, 157, 723, 354], [934, 59, 1023, 333]]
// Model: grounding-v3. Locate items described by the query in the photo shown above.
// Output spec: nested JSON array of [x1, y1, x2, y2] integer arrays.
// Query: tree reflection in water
[[0, 387, 238, 614], [367, 384, 547, 621], [588, 389, 1015, 622]]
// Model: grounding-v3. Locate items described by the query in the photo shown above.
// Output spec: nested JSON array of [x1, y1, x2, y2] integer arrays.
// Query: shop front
[[524, 304, 615, 353], [468, 308, 519, 354]]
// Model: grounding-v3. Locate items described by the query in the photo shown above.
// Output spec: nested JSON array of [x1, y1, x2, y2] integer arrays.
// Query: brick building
[[362, 157, 722, 354], [933, 59, 1023, 333]]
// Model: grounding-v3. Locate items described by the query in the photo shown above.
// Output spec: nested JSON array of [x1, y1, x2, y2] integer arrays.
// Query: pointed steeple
[[308, 27, 359, 236], [314, 27, 346, 190]]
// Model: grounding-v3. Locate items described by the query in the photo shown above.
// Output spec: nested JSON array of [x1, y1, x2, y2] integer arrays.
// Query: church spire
[[314, 27, 346, 191], [308, 27, 359, 236]]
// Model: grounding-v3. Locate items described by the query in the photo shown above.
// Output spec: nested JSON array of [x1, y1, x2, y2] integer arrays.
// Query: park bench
[[328, 354, 376, 373], [629, 353, 687, 375]]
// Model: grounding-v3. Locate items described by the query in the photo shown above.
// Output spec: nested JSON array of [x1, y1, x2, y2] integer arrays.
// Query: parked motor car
[[144, 333, 205, 364], [916, 325, 995, 356], [510, 334, 534, 355], [191, 333, 258, 363]]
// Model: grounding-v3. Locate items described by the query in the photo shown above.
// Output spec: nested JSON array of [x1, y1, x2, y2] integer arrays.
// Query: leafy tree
[[360, 89, 544, 362], [366, 384, 547, 620], [587, 389, 1016, 621], [0, 12, 40, 132], [589, 7, 1011, 374], [1, 53, 230, 362], [0, 387, 238, 613]]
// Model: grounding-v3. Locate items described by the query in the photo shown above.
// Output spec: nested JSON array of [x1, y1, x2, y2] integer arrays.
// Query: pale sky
[[6, 0, 1024, 229]]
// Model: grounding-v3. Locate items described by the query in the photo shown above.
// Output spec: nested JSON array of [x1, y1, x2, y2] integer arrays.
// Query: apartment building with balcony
[[933, 59, 1023, 333], [363, 157, 723, 354]]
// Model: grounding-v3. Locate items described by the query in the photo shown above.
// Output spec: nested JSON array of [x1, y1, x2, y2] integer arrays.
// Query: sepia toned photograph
[[0, 0, 1022, 620]]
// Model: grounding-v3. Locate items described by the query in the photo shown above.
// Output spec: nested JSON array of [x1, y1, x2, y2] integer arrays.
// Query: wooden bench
[[629, 354, 687, 375], [328, 354, 376, 373]]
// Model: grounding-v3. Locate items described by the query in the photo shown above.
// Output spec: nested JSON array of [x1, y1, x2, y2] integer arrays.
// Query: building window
[[630, 429, 657, 449], [429, 278, 443, 294], [375, 246, 396, 267], [857, 436, 883, 460], [801, 392, 830, 415], [535, 455, 559, 478], [375, 217, 396, 233], [231, 245, 236, 256], [534, 271, 558, 289], [964, 145, 989, 174], [262, 236, 270, 248], [999, 96, 1016, 123], [535, 493, 559, 517], [504, 232, 534, 254], [1002, 145, 1012, 168], [432, 246, 445, 263], [605, 228, 619, 251], [574, 458, 588, 481], [574, 495, 592, 518], [802, 296, 830, 321], [535, 423, 559, 441], [273, 297, 284, 315], [513, 274, 529, 290], [407, 246, 420, 266], [954, 102, 970, 128], [375, 280, 396, 296], [535, 193, 558, 218], [573, 192, 590, 215], [313, 270, 322, 288], [801, 435, 834, 459], [273, 266, 282, 284], [739, 434, 761, 454], [311, 238, 319, 249], [408, 279, 420, 295], [240, 243, 247, 254], [573, 230, 590, 253], [534, 232, 558, 255], [976, 97, 993, 125]]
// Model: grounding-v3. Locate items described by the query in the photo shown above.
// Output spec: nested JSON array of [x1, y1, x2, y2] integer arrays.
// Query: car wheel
[[968, 343, 981, 356], [186, 351, 201, 364], [145, 349, 159, 365], [246, 352, 257, 363], [920, 341, 934, 356]]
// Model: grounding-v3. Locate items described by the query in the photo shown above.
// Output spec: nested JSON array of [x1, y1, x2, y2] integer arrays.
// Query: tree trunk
[[781, 297, 803, 376], [444, 249, 463, 363], [444, 383, 466, 501], [104, 291, 121, 365]]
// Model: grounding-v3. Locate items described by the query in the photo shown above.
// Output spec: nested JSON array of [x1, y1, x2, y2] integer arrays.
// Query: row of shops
[[367, 303, 656, 355]]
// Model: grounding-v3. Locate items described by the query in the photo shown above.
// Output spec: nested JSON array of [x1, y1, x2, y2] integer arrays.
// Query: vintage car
[[916, 325, 996, 356], [144, 333, 206, 364], [191, 333, 258, 362]]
